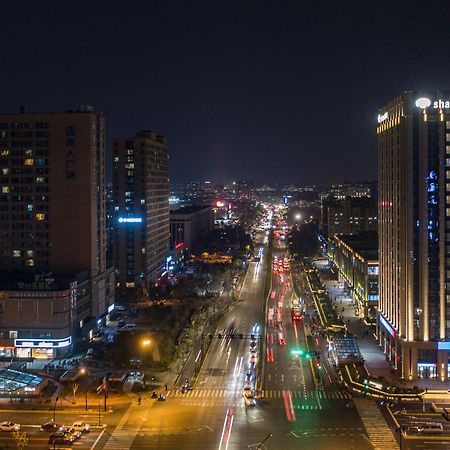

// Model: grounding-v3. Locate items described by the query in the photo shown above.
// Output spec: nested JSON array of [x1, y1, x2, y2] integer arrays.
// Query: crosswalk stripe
[[167, 388, 353, 401], [353, 399, 399, 450]]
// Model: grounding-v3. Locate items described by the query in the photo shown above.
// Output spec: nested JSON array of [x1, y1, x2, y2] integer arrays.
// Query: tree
[[288, 223, 320, 258], [72, 383, 79, 404], [12, 431, 28, 450]]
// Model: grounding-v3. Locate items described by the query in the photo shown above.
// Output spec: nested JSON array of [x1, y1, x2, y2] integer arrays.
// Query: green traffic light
[[291, 349, 304, 356]]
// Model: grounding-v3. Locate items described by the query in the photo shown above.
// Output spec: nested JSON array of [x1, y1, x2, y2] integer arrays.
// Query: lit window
[[114, 156, 119, 163], [26, 259, 34, 267], [26, 250, 34, 257], [1, 186, 9, 193], [9, 331, 17, 339], [1, 168, 8, 175], [125, 163, 134, 169], [27, 204, 33, 212], [13, 250, 20, 257], [141, 199, 145, 205], [125, 282, 135, 288], [24, 159, 34, 166], [36, 177, 45, 183], [114, 206, 119, 211], [36, 213, 45, 221], [0, 149, 9, 157]]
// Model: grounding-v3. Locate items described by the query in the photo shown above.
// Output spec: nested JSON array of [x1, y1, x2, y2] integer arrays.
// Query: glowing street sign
[[118, 217, 142, 223]]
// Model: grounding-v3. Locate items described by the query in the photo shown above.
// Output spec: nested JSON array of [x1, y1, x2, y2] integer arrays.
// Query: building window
[[12, 250, 20, 257], [36, 213, 45, 221]]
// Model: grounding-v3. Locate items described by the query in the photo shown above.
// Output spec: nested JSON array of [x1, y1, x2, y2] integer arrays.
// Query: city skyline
[[2, 1, 450, 184]]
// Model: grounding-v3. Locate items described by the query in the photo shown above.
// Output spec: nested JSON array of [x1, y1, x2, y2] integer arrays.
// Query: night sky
[[2, 1, 450, 185]]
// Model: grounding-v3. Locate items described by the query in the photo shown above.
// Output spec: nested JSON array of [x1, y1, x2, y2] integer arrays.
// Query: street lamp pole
[[52, 396, 59, 422], [85, 391, 88, 411], [255, 433, 272, 450]]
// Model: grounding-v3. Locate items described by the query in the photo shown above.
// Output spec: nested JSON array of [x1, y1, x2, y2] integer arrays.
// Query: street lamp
[[52, 396, 59, 422], [141, 339, 151, 364], [79, 368, 87, 411]]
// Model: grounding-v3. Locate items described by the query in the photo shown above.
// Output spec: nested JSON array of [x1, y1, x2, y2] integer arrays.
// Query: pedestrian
[[165, 384, 168, 392]]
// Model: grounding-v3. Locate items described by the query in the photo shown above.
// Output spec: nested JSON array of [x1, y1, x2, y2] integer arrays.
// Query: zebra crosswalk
[[353, 398, 399, 450], [103, 427, 140, 450], [168, 388, 351, 400]]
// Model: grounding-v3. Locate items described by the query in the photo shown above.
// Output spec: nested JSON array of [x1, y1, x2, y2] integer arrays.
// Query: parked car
[[0, 421, 20, 432], [40, 422, 63, 432]]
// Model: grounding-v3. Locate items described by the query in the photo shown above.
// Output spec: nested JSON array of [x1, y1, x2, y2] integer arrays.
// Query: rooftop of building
[[334, 231, 378, 260], [0, 105, 101, 115], [170, 205, 212, 215]]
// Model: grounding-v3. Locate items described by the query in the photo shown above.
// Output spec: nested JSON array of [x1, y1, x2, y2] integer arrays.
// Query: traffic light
[[291, 349, 304, 357], [250, 334, 255, 340], [315, 361, 321, 370]]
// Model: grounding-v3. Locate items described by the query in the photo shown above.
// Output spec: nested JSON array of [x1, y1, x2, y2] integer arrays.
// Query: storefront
[[14, 337, 72, 360]]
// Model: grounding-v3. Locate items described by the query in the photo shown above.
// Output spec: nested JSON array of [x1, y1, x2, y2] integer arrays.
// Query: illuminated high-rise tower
[[112, 130, 169, 301], [378, 91, 450, 380]]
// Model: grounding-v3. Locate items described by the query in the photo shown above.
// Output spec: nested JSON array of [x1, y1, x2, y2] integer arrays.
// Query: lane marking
[[90, 428, 106, 450]]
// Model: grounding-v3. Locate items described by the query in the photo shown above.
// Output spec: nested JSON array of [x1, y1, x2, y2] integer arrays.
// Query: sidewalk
[[313, 258, 450, 390]]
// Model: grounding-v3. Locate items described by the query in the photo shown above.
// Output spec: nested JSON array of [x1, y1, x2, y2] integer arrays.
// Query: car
[[71, 421, 90, 433], [278, 333, 286, 346], [243, 386, 256, 406], [249, 340, 257, 349], [66, 427, 82, 440], [250, 353, 257, 363], [48, 431, 74, 444], [0, 422, 20, 432], [40, 422, 63, 432]]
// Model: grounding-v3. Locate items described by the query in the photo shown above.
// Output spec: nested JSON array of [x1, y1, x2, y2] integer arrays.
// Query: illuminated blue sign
[[379, 314, 395, 338], [118, 217, 142, 223], [438, 342, 450, 350]]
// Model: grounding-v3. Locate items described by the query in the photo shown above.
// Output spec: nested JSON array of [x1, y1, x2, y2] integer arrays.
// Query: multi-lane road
[[111, 232, 373, 450]]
